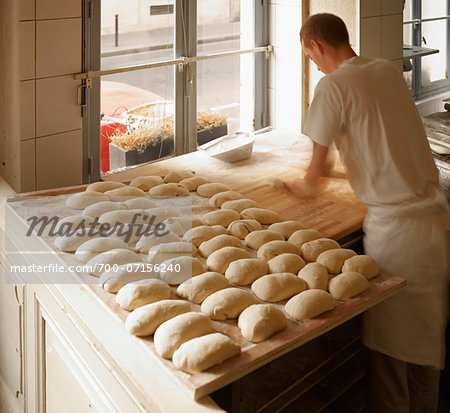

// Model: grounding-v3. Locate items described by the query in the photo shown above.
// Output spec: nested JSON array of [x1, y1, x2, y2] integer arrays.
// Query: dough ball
[[341, 255, 379, 279], [198, 234, 242, 257], [328, 271, 369, 300], [221, 198, 259, 213], [82, 201, 125, 218], [316, 248, 357, 274], [105, 186, 147, 201], [66, 191, 109, 209], [163, 170, 194, 183], [227, 219, 262, 239], [123, 197, 157, 209], [158, 256, 205, 284], [100, 261, 156, 293], [264, 176, 285, 190], [135, 231, 180, 254], [245, 230, 284, 250], [288, 229, 323, 249], [197, 182, 231, 198], [201, 209, 241, 227], [238, 304, 287, 343], [285, 290, 336, 321], [125, 299, 191, 336], [224, 258, 269, 285], [267, 253, 305, 274], [209, 191, 244, 208], [129, 176, 164, 191], [154, 311, 212, 359], [177, 272, 230, 304], [162, 216, 193, 237], [179, 176, 211, 191], [269, 221, 305, 239], [149, 183, 189, 197], [298, 263, 329, 290], [54, 228, 100, 252], [183, 225, 228, 247], [201, 287, 257, 320], [257, 240, 300, 261], [116, 279, 171, 311], [300, 238, 341, 262], [86, 181, 125, 193], [206, 246, 251, 273], [87, 249, 142, 277], [173, 333, 240, 374], [75, 238, 129, 263], [251, 273, 307, 302], [240, 208, 283, 225], [147, 241, 196, 265]]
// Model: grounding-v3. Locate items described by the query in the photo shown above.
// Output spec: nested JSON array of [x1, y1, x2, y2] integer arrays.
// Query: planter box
[[197, 124, 228, 146]]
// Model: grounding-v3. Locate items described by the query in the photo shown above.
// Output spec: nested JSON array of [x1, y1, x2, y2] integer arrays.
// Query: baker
[[285, 13, 450, 413]]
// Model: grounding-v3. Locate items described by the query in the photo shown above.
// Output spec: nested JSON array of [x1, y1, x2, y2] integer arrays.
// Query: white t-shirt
[[303, 56, 440, 210]]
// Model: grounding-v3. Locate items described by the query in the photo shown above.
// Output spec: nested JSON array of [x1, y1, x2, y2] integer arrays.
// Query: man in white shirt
[[287, 13, 449, 413]]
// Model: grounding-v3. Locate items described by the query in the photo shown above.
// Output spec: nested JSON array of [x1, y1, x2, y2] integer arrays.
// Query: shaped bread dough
[[82, 201, 125, 218], [75, 238, 129, 263], [172, 333, 240, 374], [183, 225, 228, 247], [54, 228, 100, 252], [100, 262, 157, 293], [116, 279, 171, 311], [201, 209, 241, 227], [288, 229, 324, 249], [136, 231, 180, 254], [206, 246, 251, 273], [87, 249, 142, 277], [227, 219, 262, 239], [177, 272, 230, 304], [144, 207, 179, 224], [158, 256, 205, 284], [298, 262, 329, 290], [257, 240, 300, 261], [179, 176, 211, 191], [154, 311, 212, 359], [267, 253, 305, 274], [66, 191, 109, 209], [86, 181, 125, 193], [341, 255, 379, 279], [196, 182, 230, 198], [328, 271, 369, 300], [108, 223, 147, 244], [129, 175, 163, 191], [240, 208, 283, 225], [316, 249, 357, 274], [105, 186, 147, 201], [201, 287, 257, 320], [224, 258, 269, 285], [300, 238, 341, 262], [198, 234, 242, 257], [209, 191, 244, 208], [147, 242, 196, 265], [162, 216, 193, 237], [269, 221, 305, 239], [285, 290, 336, 321], [149, 183, 189, 196], [221, 198, 259, 213], [125, 299, 191, 336], [99, 209, 147, 225], [245, 230, 284, 250], [251, 273, 307, 302], [123, 197, 157, 209], [238, 304, 287, 343], [163, 170, 194, 183], [50, 215, 97, 237]]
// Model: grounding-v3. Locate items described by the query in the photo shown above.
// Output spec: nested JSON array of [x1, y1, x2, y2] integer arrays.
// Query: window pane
[[403, 0, 413, 21], [422, 0, 447, 20], [421, 20, 447, 85]]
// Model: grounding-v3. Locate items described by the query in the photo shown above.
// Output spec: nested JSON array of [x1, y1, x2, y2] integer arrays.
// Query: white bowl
[[199, 133, 255, 163]]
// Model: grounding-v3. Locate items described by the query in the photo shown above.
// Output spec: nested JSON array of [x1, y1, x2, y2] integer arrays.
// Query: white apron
[[363, 185, 450, 369]]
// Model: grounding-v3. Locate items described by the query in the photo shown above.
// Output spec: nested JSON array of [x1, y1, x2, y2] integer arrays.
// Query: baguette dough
[[201, 209, 241, 227], [116, 279, 171, 311], [75, 238, 129, 263], [298, 262, 329, 290], [125, 299, 191, 336], [224, 258, 269, 285], [328, 271, 369, 300], [100, 262, 156, 293], [177, 272, 230, 303], [86, 181, 125, 193], [300, 238, 341, 262], [245, 230, 284, 250], [257, 240, 300, 261], [227, 219, 262, 239], [341, 255, 379, 279], [198, 234, 242, 257], [144, 207, 179, 223], [54, 228, 100, 252], [98, 209, 147, 225], [135, 231, 180, 254], [52, 215, 97, 236], [240, 208, 283, 225], [238, 304, 287, 343], [316, 248, 357, 274], [129, 175, 163, 191], [251, 273, 307, 302], [87, 249, 142, 277], [123, 197, 157, 209], [82, 201, 125, 218], [209, 191, 243, 208], [288, 229, 323, 249], [149, 183, 189, 196], [221, 198, 259, 213], [179, 176, 210, 191], [206, 246, 251, 273], [105, 186, 147, 201], [66, 191, 109, 209], [158, 256, 205, 284], [182, 225, 228, 247], [162, 216, 193, 237], [196, 182, 230, 198], [267, 253, 305, 274], [285, 290, 336, 321], [269, 221, 305, 239], [172, 333, 240, 374], [201, 287, 257, 320], [163, 170, 194, 183], [154, 311, 212, 359], [147, 241, 196, 265]]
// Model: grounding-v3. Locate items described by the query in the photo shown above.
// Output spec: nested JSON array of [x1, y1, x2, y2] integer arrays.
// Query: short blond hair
[[300, 13, 350, 48]]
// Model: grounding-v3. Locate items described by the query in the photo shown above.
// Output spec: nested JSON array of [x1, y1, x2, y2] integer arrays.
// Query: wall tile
[[381, 0, 404, 15], [36, 130, 82, 190], [19, 0, 35, 21], [360, 16, 381, 58], [381, 14, 403, 60], [36, 18, 82, 78], [360, 0, 381, 18], [19, 80, 35, 140], [20, 139, 35, 192], [36, 0, 82, 20], [36, 76, 82, 137], [19, 21, 35, 80]]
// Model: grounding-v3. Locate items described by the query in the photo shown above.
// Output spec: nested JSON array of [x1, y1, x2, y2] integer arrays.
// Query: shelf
[[403, 44, 439, 60]]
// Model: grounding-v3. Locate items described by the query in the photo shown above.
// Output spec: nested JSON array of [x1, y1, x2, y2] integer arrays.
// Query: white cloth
[[303, 56, 450, 369]]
